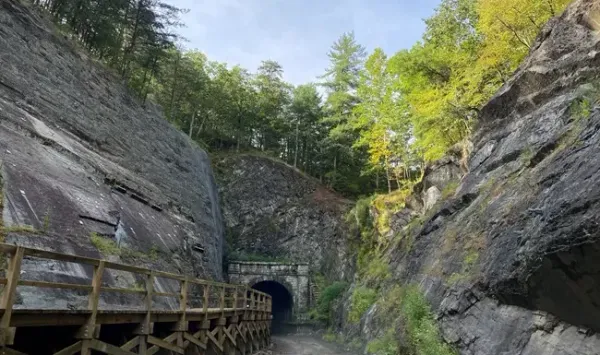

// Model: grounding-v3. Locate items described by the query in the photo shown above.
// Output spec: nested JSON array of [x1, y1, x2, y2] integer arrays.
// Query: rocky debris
[[341, 0, 600, 354], [0, 0, 223, 309], [215, 154, 355, 280]]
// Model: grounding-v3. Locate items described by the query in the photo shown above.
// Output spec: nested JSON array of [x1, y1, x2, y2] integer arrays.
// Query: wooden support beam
[[147, 336, 183, 354], [53, 341, 82, 355], [0, 347, 27, 355], [120, 336, 140, 351], [89, 339, 137, 355], [206, 327, 224, 352], [183, 332, 206, 349]]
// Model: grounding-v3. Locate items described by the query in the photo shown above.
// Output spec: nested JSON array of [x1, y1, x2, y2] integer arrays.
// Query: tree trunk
[[293, 121, 299, 168], [188, 110, 196, 138]]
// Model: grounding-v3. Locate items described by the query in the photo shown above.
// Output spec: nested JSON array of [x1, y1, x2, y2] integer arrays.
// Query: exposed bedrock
[[0, 0, 223, 309]]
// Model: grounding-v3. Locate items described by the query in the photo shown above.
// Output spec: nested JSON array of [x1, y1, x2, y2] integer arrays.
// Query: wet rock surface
[[0, 0, 223, 309]]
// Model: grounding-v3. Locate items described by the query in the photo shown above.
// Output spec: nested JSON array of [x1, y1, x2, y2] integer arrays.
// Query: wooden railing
[[0, 243, 272, 353]]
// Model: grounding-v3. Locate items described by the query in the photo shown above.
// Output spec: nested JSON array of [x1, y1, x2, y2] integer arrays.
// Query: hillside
[[329, 1, 600, 354]]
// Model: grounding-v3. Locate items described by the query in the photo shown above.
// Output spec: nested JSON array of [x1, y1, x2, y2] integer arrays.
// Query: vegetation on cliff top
[[29, 0, 570, 198]]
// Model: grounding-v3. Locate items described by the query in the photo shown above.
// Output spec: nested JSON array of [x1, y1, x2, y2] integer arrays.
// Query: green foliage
[[402, 287, 457, 355], [570, 98, 593, 122], [227, 250, 291, 263], [363, 256, 391, 282], [2, 225, 41, 234], [31, 0, 572, 200], [441, 181, 460, 200], [322, 330, 338, 343], [90, 233, 158, 261], [309, 281, 348, 324], [349, 287, 378, 324], [42, 210, 51, 233], [90, 233, 121, 255], [367, 328, 399, 355]]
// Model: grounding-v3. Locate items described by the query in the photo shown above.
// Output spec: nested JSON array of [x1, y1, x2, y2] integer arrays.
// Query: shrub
[[367, 328, 398, 355], [310, 281, 348, 324], [349, 286, 378, 324], [402, 287, 456, 355], [322, 330, 337, 342]]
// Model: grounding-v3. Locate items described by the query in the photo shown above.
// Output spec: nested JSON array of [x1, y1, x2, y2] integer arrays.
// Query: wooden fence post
[[136, 272, 154, 355], [79, 260, 104, 355], [0, 246, 23, 346]]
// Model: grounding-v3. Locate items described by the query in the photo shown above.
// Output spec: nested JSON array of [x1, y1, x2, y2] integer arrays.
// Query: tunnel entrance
[[252, 280, 293, 334]]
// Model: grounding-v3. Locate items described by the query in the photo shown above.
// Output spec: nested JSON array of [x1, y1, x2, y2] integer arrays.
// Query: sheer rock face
[[215, 154, 355, 280], [0, 0, 223, 308], [356, 0, 600, 353]]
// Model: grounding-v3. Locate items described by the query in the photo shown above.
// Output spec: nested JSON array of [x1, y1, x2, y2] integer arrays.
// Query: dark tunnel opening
[[252, 280, 293, 334]]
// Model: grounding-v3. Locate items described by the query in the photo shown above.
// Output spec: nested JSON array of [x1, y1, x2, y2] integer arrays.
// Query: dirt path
[[269, 335, 356, 355]]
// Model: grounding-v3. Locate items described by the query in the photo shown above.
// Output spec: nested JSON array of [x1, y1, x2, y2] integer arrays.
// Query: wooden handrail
[[0, 243, 272, 320]]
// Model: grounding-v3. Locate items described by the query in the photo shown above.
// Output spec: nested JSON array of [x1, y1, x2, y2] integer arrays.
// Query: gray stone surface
[[340, 0, 600, 354], [215, 154, 355, 281], [0, 0, 223, 309], [228, 261, 310, 317]]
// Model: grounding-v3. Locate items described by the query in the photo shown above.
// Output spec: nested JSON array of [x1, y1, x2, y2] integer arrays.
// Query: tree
[[289, 84, 323, 170], [388, 0, 481, 163], [353, 49, 410, 192], [320, 32, 369, 194]]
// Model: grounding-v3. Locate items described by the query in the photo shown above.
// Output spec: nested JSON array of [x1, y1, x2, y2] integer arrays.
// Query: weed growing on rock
[[90, 233, 121, 255], [441, 180, 460, 200], [227, 250, 291, 263], [349, 286, 377, 324], [570, 97, 593, 121], [2, 225, 41, 234], [366, 285, 455, 355], [309, 281, 348, 324], [363, 255, 391, 283], [366, 328, 398, 355], [402, 287, 456, 355], [322, 330, 337, 342], [90, 233, 157, 262], [42, 210, 51, 233]]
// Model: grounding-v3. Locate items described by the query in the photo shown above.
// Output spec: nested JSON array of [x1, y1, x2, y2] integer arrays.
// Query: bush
[[349, 286, 378, 324], [402, 287, 456, 355], [367, 328, 398, 355], [310, 281, 348, 324]]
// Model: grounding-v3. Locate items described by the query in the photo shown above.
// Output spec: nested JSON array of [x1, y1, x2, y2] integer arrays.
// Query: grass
[[349, 286, 378, 324], [90, 232, 121, 255], [401, 287, 457, 355], [322, 330, 337, 343], [227, 250, 291, 263], [2, 225, 42, 234], [441, 180, 460, 200], [366, 285, 456, 355], [90, 233, 159, 261], [366, 328, 398, 355]]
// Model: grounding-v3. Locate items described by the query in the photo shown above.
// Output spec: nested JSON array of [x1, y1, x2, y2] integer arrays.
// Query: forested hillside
[[32, 0, 571, 197]]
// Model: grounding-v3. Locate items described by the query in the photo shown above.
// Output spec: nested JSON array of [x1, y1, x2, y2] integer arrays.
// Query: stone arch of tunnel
[[227, 261, 311, 323], [251, 280, 294, 331]]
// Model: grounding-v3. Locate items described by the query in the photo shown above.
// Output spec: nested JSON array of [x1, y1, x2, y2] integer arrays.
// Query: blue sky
[[165, 0, 441, 85]]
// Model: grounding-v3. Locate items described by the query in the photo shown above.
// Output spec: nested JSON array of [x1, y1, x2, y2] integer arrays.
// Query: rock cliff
[[214, 154, 355, 280], [0, 0, 223, 309], [341, 0, 600, 353]]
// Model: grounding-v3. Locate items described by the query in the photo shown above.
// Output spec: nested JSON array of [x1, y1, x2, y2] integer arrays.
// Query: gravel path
[[267, 335, 356, 355]]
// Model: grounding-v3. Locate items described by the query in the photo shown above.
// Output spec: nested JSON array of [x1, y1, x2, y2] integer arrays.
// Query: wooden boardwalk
[[0, 244, 272, 355]]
